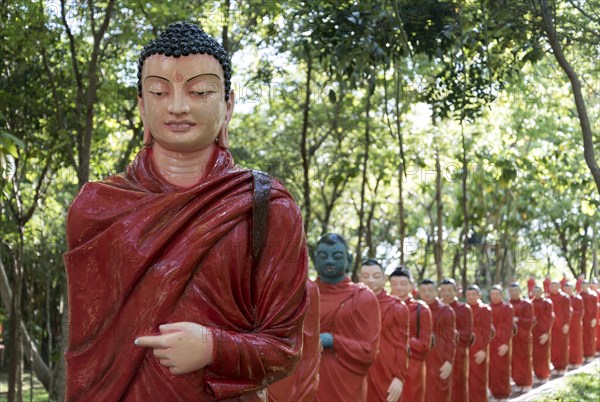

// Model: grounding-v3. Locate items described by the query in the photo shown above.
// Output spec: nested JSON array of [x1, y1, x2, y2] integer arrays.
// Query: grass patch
[[0, 372, 49, 402], [533, 372, 600, 402]]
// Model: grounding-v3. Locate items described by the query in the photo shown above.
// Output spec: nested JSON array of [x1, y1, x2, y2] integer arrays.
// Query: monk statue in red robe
[[359, 259, 409, 402], [488, 285, 514, 402], [543, 275, 552, 296], [314, 234, 381, 402], [419, 279, 455, 402], [580, 280, 598, 363], [549, 281, 572, 375], [64, 22, 310, 401], [531, 286, 554, 384], [466, 285, 493, 402], [508, 283, 534, 393], [564, 282, 584, 368], [389, 267, 432, 402], [268, 280, 321, 402], [439, 278, 472, 402], [592, 278, 600, 354]]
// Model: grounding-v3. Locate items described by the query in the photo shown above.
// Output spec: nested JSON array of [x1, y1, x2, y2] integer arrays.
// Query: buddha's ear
[[218, 90, 235, 148], [138, 96, 153, 146], [346, 252, 354, 273]]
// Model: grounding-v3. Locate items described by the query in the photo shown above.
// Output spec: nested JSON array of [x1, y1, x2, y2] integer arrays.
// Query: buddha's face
[[418, 283, 437, 304], [359, 264, 385, 295], [466, 289, 479, 305], [439, 284, 456, 304], [490, 289, 503, 304], [315, 239, 349, 283], [390, 276, 412, 299], [138, 53, 233, 153]]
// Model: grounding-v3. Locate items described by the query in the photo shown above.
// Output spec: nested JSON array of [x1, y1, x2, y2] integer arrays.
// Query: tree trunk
[[460, 123, 469, 295], [0, 259, 51, 390], [537, 0, 600, 195], [300, 54, 312, 233], [352, 80, 373, 280], [435, 147, 443, 283], [7, 231, 23, 402]]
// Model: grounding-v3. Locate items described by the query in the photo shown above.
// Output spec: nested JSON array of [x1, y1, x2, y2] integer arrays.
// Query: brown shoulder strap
[[252, 170, 271, 261]]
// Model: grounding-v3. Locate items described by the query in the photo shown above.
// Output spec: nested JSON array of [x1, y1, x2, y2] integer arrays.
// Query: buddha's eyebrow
[[144, 73, 221, 82], [186, 73, 221, 82]]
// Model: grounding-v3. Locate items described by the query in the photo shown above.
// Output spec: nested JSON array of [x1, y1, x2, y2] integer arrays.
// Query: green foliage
[[1, 0, 599, 391], [533, 372, 600, 402]]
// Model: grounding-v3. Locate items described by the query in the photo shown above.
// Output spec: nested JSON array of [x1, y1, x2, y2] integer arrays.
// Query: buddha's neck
[[151, 143, 216, 188]]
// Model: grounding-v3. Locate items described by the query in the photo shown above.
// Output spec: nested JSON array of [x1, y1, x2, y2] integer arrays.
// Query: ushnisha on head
[[138, 22, 232, 101]]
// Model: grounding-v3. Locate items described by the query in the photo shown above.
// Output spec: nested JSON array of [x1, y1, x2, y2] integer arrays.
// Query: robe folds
[[468, 300, 492, 402], [489, 301, 514, 399], [315, 277, 381, 402], [400, 297, 432, 402], [597, 291, 600, 352], [580, 289, 598, 358], [268, 280, 321, 402], [64, 146, 309, 402], [549, 290, 572, 371], [510, 298, 534, 387], [532, 297, 554, 380], [448, 300, 472, 402], [568, 294, 584, 365], [366, 290, 409, 402], [424, 300, 455, 402]]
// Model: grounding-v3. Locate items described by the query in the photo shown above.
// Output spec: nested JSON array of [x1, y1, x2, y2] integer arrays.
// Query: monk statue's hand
[[591, 319, 597, 328], [320, 332, 334, 348], [562, 324, 569, 334], [498, 344, 509, 356], [439, 361, 452, 380], [474, 350, 486, 364], [539, 333, 549, 344], [135, 322, 214, 375], [386, 377, 403, 402]]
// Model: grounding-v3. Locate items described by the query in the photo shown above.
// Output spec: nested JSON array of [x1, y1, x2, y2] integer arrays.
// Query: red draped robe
[[549, 290, 572, 371], [580, 289, 598, 358], [510, 298, 534, 387], [367, 290, 409, 402], [527, 277, 536, 299], [468, 300, 492, 402], [448, 300, 472, 402], [532, 296, 554, 380], [400, 296, 432, 402], [489, 301, 514, 399], [597, 290, 600, 352], [568, 294, 584, 366], [64, 146, 309, 402], [269, 280, 321, 402], [315, 278, 380, 402], [424, 300, 455, 402]]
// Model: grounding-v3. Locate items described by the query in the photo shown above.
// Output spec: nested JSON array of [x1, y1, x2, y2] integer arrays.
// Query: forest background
[[0, 0, 598, 399]]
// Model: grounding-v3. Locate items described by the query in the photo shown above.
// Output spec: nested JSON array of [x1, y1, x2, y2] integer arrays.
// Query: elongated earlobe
[[217, 124, 229, 148], [143, 125, 153, 146]]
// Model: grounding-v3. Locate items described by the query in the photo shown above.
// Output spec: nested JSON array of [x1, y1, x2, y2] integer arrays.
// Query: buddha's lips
[[165, 121, 196, 131]]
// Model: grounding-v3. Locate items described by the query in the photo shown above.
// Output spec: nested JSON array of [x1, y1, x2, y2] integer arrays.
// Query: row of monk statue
[[272, 233, 600, 402]]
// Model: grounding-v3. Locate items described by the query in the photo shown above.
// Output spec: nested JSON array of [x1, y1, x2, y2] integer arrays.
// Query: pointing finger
[[135, 334, 169, 348]]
